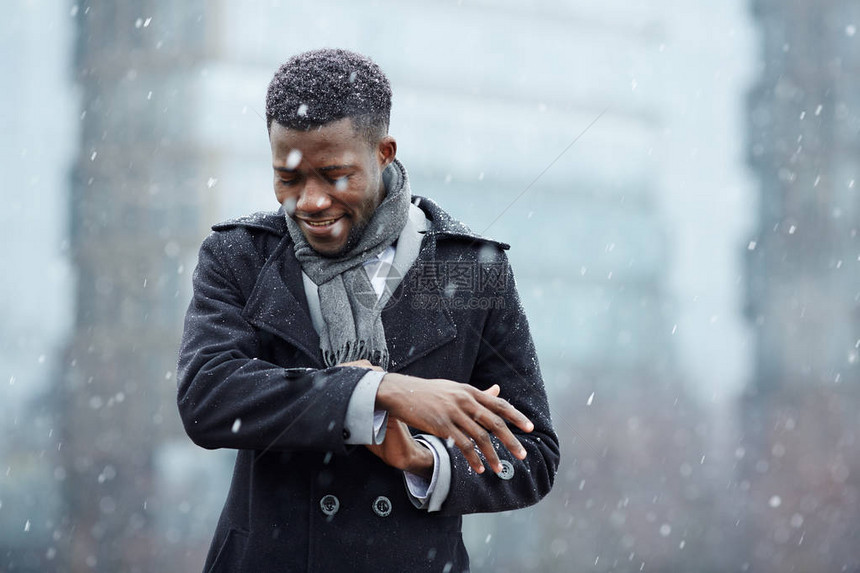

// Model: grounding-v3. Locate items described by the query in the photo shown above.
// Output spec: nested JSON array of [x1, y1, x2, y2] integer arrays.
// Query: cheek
[[274, 184, 298, 214], [354, 184, 382, 217], [337, 178, 371, 204]]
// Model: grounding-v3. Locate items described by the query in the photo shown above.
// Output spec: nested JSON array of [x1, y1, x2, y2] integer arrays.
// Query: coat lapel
[[242, 234, 322, 366], [382, 233, 457, 372]]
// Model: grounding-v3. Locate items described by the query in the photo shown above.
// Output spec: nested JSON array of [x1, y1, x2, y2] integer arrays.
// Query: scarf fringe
[[323, 340, 390, 370]]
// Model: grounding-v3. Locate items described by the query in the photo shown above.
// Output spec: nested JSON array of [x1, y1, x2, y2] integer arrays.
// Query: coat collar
[[217, 197, 507, 370], [413, 196, 511, 250]]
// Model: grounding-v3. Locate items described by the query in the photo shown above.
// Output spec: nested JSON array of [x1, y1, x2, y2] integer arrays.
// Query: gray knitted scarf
[[284, 159, 411, 369]]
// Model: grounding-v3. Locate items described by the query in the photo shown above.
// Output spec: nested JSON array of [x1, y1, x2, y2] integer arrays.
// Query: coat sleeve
[[438, 252, 560, 516], [176, 230, 366, 455]]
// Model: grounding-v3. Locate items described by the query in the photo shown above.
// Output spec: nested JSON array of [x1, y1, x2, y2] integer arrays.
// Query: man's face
[[270, 118, 395, 257]]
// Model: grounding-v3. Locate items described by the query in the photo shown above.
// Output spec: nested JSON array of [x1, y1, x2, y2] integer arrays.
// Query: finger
[[339, 359, 384, 372], [449, 430, 486, 474], [457, 389, 527, 460], [482, 384, 501, 397], [391, 418, 412, 436], [338, 359, 371, 367], [476, 392, 534, 433], [473, 409, 527, 461], [456, 415, 502, 473]]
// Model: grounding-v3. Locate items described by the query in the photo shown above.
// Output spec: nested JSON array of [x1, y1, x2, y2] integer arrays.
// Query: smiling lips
[[297, 216, 346, 237], [303, 218, 339, 227]]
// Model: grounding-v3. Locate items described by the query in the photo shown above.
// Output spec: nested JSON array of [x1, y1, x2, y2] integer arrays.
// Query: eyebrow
[[273, 164, 354, 174]]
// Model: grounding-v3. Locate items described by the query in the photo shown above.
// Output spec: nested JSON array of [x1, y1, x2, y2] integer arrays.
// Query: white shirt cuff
[[343, 370, 387, 445], [404, 435, 451, 512]]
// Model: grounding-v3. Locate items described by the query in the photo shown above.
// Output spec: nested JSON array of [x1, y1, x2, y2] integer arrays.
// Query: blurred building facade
[[0, 1, 75, 571], [59, 1, 220, 571], [742, 0, 860, 569]]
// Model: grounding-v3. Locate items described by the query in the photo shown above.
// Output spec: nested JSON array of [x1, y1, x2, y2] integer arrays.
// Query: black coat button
[[342, 428, 351, 440], [497, 460, 515, 480], [320, 494, 340, 516], [372, 496, 392, 517]]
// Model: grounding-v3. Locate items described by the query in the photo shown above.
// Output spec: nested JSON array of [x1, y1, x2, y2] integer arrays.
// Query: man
[[177, 48, 559, 572]]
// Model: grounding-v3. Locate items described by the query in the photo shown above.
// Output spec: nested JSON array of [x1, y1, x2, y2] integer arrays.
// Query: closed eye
[[328, 175, 350, 190]]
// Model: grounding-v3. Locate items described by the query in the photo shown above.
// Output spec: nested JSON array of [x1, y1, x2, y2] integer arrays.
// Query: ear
[[377, 136, 397, 168]]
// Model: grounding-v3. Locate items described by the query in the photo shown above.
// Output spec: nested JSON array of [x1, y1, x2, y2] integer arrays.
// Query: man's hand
[[366, 418, 434, 479], [375, 373, 534, 475], [338, 359, 383, 372]]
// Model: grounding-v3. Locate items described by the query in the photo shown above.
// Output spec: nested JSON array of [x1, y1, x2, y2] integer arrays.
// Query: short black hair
[[265, 48, 392, 143]]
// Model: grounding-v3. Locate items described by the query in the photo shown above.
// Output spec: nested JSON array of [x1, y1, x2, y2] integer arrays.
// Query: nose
[[295, 177, 332, 215]]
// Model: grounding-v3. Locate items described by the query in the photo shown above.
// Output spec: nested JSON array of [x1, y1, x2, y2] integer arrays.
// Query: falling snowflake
[[286, 149, 302, 169]]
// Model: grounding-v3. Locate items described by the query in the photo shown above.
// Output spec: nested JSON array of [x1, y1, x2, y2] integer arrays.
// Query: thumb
[[482, 384, 501, 397]]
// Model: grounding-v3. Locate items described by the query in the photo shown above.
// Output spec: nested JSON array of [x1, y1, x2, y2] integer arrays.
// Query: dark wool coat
[[177, 197, 560, 573]]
